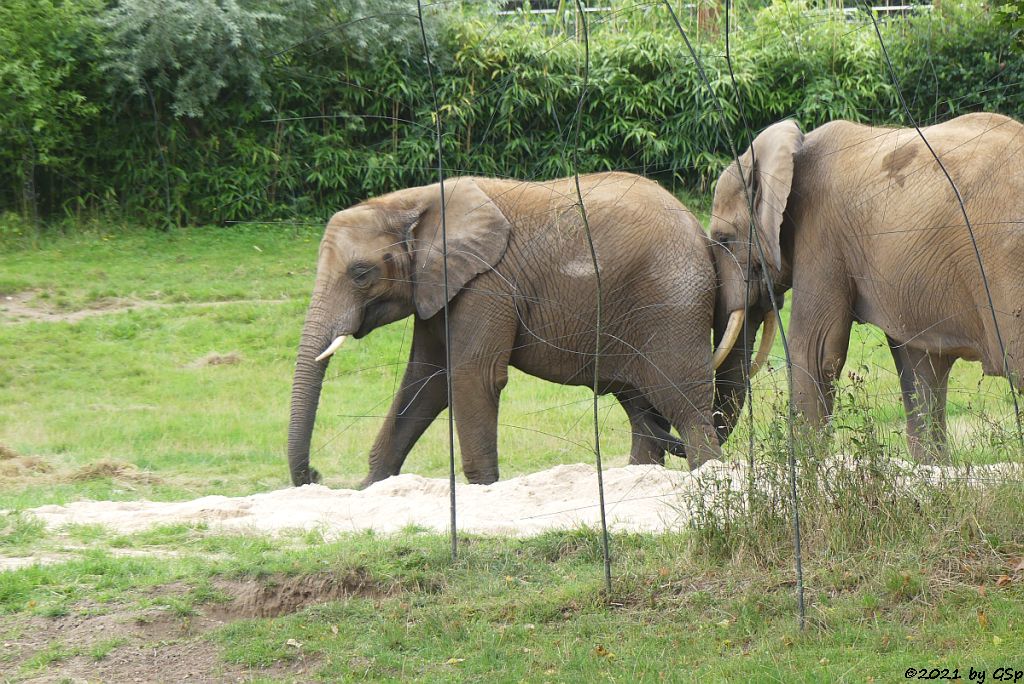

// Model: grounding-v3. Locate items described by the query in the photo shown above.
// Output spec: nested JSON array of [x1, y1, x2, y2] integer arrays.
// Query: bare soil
[[1, 571, 382, 682], [0, 291, 290, 324]]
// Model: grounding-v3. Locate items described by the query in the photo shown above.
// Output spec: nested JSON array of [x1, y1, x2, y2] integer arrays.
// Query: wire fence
[[16, 0, 1016, 629]]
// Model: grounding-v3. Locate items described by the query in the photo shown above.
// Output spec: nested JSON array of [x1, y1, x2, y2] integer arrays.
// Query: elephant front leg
[[638, 363, 721, 470], [450, 357, 509, 485], [364, 326, 448, 486], [888, 338, 953, 463], [789, 297, 854, 430]]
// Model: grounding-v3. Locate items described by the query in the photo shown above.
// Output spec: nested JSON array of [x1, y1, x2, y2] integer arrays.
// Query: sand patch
[[18, 459, 1022, 541]]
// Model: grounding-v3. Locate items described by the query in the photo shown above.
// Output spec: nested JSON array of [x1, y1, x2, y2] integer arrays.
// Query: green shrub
[[0, 0, 1020, 228], [0, 0, 105, 220]]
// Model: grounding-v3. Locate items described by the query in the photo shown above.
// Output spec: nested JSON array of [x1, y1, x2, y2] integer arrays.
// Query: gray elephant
[[710, 112, 1024, 460], [288, 172, 763, 486]]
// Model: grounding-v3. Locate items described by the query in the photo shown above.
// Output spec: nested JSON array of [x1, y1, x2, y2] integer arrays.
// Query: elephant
[[709, 112, 1024, 461], [287, 172, 767, 487]]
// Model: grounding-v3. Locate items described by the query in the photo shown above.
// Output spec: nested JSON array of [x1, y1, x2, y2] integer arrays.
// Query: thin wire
[[724, 0, 758, 477], [662, 0, 805, 629], [571, 0, 612, 597], [416, 0, 458, 563], [864, 3, 1024, 456]]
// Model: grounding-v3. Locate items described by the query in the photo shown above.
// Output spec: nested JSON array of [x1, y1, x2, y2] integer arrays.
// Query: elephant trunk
[[287, 293, 358, 486]]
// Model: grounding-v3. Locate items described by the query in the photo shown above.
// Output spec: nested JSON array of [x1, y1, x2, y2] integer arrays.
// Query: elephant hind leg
[[617, 391, 687, 466], [639, 376, 720, 471], [888, 337, 954, 463]]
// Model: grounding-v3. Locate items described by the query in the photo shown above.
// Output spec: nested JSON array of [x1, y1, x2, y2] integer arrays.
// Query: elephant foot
[[359, 470, 395, 490], [907, 436, 948, 465], [628, 452, 666, 466], [464, 468, 499, 485]]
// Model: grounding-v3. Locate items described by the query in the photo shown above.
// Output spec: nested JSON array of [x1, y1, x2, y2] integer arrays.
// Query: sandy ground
[[13, 458, 1022, 553], [23, 462, 716, 540]]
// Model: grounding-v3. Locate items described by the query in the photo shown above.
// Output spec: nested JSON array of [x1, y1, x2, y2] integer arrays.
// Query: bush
[[0, 0, 105, 221], [0, 0, 1020, 228], [888, 0, 1024, 123]]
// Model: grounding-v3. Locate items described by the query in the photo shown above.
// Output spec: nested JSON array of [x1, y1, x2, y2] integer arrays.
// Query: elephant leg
[[617, 391, 678, 465], [450, 352, 510, 485], [888, 337, 953, 463], [446, 305, 517, 485], [364, 322, 448, 486], [789, 297, 854, 428], [637, 367, 720, 471]]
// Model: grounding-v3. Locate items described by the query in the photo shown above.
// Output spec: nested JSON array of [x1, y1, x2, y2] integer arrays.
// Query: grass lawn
[[1, 216, 1023, 681]]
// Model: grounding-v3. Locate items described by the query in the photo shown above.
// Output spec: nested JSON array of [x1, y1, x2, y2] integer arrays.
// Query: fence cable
[[416, 0, 459, 562], [571, 0, 613, 597], [662, 0, 806, 628]]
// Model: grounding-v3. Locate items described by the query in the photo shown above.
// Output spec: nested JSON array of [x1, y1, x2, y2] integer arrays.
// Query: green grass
[[1, 218, 1017, 510], [0, 223, 650, 508], [2, 217, 1023, 681], [1, 526, 1022, 681]]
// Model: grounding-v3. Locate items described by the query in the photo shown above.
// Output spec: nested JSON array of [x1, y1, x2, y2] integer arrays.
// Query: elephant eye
[[348, 261, 378, 286]]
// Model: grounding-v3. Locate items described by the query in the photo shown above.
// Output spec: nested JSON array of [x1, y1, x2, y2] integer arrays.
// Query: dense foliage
[[997, 0, 1024, 48], [1, 0, 1021, 228]]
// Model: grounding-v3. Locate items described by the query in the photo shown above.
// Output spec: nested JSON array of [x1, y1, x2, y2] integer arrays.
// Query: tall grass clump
[[686, 376, 1024, 575]]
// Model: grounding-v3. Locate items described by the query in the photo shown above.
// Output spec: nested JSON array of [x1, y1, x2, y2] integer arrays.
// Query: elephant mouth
[[314, 311, 385, 362]]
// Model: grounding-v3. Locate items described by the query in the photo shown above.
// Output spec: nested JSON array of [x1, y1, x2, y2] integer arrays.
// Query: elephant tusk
[[712, 309, 745, 370], [315, 335, 347, 362], [749, 313, 777, 378]]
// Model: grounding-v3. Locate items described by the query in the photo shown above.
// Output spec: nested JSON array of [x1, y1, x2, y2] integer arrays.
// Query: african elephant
[[288, 172, 755, 487], [710, 112, 1024, 460]]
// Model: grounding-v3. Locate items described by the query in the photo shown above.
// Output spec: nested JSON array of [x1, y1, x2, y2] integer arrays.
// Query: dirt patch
[[68, 459, 161, 485], [0, 452, 52, 478], [0, 291, 142, 324], [0, 444, 22, 460], [0, 290, 292, 324], [188, 351, 243, 368], [2, 573, 368, 681], [212, 569, 393, 620]]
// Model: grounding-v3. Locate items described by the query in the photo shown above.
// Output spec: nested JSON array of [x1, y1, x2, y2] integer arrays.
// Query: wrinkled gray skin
[[710, 113, 1024, 461], [287, 172, 739, 487]]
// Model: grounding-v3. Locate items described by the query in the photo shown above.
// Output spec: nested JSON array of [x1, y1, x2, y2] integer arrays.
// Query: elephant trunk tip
[[291, 465, 322, 487]]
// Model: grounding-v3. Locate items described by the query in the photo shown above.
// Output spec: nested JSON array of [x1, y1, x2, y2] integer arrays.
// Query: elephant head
[[287, 179, 512, 486], [708, 120, 804, 433]]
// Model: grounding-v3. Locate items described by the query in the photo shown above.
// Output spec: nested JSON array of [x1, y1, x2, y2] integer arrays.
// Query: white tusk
[[749, 313, 777, 378], [315, 335, 347, 362], [712, 309, 745, 370]]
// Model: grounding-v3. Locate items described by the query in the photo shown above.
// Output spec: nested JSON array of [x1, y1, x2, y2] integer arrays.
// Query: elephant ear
[[747, 119, 803, 272], [403, 178, 512, 319]]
